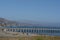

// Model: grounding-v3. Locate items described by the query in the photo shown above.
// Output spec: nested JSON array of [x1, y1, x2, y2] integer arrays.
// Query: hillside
[[0, 18, 33, 27]]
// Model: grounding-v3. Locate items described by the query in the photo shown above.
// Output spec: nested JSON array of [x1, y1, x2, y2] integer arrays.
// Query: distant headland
[[0, 18, 60, 27]]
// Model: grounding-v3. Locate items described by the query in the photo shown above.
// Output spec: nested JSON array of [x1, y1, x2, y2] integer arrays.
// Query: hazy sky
[[0, 0, 60, 23]]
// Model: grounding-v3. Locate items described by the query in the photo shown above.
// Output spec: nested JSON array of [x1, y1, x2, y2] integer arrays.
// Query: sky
[[0, 0, 60, 23]]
